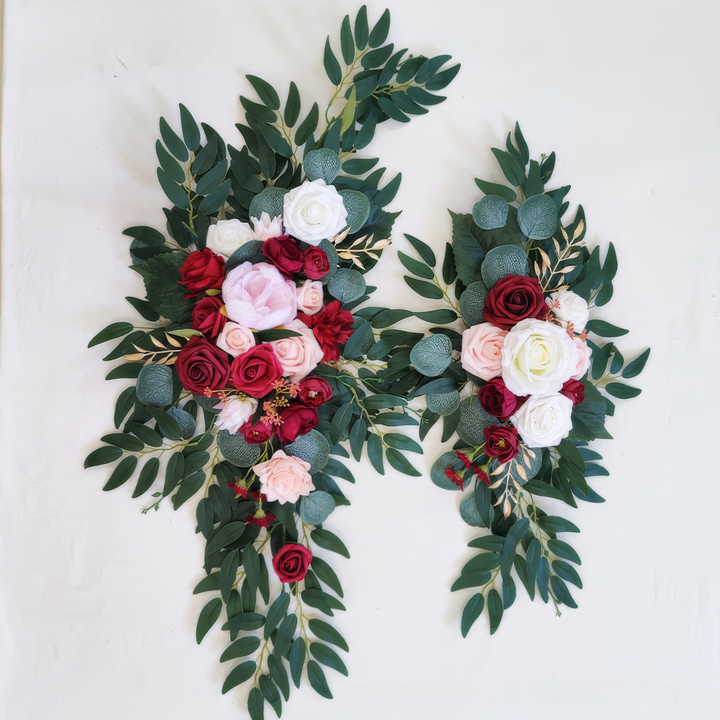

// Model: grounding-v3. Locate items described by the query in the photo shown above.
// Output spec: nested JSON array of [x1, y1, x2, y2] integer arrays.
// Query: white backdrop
[[2, 1, 719, 718]]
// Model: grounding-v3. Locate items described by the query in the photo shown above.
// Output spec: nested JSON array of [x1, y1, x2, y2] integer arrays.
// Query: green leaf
[[273, 614, 298, 659], [246, 75, 281, 110], [156, 167, 189, 209], [172, 469, 205, 509], [371, 309, 413, 328], [222, 661, 256, 694], [258, 675, 281, 717], [289, 640, 306, 688], [156, 140, 185, 183], [354, 5, 369, 49], [243, 543, 261, 596], [603, 242, 618, 282], [222, 612, 265, 633], [415, 54, 452, 84], [449, 211, 484, 285], [257, 122, 293, 158], [585, 319, 629, 337], [605, 382, 641, 399], [132, 456, 160, 498], [312, 557, 344, 598], [207, 521, 246, 555], [192, 136, 219, 176], [622, 348, 651, 379], [404, 233, 436, 266], [198, 179, 231, 215], [264, 592, 290, 640], [248, 687, 265, 720], [159, 117, 188, 162], [178, 104, 200, 151], [537, 556, 550, 603], [196, 597, 222, 644], [550, 575, 578, 608], [220, 550, 240, 604], [102, 455, 137, 491], [343, 322, 373, 359], [125, 296, 160, 322], [538, 516, 580, 534], [268, 655, 290, 702], [468, 535, 505, 552], [194, 159, 227, 197], [424, 63, 461, 91], [487, 589, 503, 634], [340, 14, 355, 65], [310, 642, 348, 676], [221, 636, 262, 662], [462, 553, 500, 575], [514, 122, 529, 165], [383, 433, 422, 454], [88, 322, 134, 348], [330, 403, 354, 444], [404, 276, 444, 299], [309, 619, 349, 652], [341, 156, 378, 175], [341, 85, 357, 134], [363, 393, 406, 409], [451, 571, 492, 592], [323, 37, 342, 85], [101, 431, 144, 452], [385, 448, 422, 476], [461, 593, 485, 638], [307, 660, 333, 698], [523, 479, 567, 502], [146, 406, 183, 441], [125, 422, 163, 448], [131, 252, 192, 323], [284, 82, 301, 127], [552, 559, 583, 588], [367, 433, 384, 474], [295, 103, 319, 146], [163, 451, 185, 496], [491, 148, 525, 187], [368, 8, 390, 47], [415, 309, 457, 323], [311, 529, 350, 558], [398, 250, 433, 279]]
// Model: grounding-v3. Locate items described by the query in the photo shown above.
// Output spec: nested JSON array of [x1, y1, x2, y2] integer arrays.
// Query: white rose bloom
[[214, 395, 258, 434], [251, 212, 284, 241], [206, 219, 255, 258], [283, 179, 347, 245], [511, 392, 574, 448], [547, 289, 590, 332], [501, 318, 579, 396]]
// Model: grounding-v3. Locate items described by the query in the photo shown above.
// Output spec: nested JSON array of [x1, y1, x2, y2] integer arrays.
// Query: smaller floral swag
[[396, 124, 650, 636], [85, 6, 459, 716]]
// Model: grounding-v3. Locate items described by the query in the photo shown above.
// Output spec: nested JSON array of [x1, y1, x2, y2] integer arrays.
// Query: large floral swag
[[85, 7, 458, 716], [394, 124, 650, 636]]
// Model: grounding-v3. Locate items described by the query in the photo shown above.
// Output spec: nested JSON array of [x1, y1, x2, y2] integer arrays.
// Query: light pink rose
[[461, 323, 508, 381], [216, 322, 256, 357], [222, 261, 297, 331], [296, 279, 324, 315], [268, 319, 324, 383], [572, 336, 591, 380], [213, 395, 258, 433], [253, 450, 314, 504]]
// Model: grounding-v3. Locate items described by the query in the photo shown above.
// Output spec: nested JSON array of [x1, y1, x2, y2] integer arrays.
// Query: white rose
[[283, 179, 347, 245], [216, 322, 256, 357], [511, 393, 574, 448], [501, 318, 579, 396], [214, 395, 258, 434], [296, 279, 324, 315], [251, 212, 284, 241], [547, 289, 589, 332], [206, 219, 256, 258]]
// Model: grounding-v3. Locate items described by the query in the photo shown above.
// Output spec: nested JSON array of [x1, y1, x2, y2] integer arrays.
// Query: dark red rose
[[297, 376, 333, 407], [560, 379, 585, 406], [230, 345, 284, 398], [483, 424, 520, 464], [262, 235, 304, 278], [180, 249, 225, 297], [298, 301, 354, 362], [191, 295, 227, 339], [175, 336, 231, 395], [272, 543, 313, 583], [239, 420, 274, 444], [302, 246, 330, 279], [478, 377, 526, 421], [483, 274, 547, 330], [276, 404, 319, 443]]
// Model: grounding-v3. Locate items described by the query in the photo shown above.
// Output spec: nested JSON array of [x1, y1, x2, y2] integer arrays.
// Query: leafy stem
[[323, 47, 371, 129]]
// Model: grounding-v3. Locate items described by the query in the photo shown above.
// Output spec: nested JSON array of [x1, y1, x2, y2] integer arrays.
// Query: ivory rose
[[206, 219, 255, 257], [461, 323, 508, 381], [572, 336, 591, 380], [213, 395, 258, 434], [296, 279, 325, 315], [547, 289, 590, 332], [283, 179, 347, 245], [269, 319, 324, 383], [511, 392, 574, 448], [253, 450, 314, 504], [216, 322, 256, 357]]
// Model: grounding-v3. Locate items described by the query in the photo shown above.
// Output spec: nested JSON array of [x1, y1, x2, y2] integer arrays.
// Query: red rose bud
[[483, 274, 547, 330], [230, 345, 284, 398], [191, 295, 227, 339], [478, 377, 524, 421], [560, 379, 585, 406], [445, 466, 465, 490], [180, 249, 225, 297], [302, 246, 331, 279], [298, 300, 354, 362], [483, 424, 520, 464], [239, 419, 274, 444], [272, 542, 313, 583], [262, 235, 304, 278], [175, 336, 231, 395], [276, 403, 319, 444], [297, 376, 333, 407]]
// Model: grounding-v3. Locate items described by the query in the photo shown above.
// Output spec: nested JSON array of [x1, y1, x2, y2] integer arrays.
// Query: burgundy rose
[[297, 376, 333, 407], [272, 543, 313, 583], [298, 300, 354, 362], [483, 424, 520, 464], [175, 336, 231, 395], [483, 274, 547, 330], [302, 246, 330, 279], [478, 377, 526, 421], [191, 295, 227, 339], [262, 235, 304, 278], [276, 404, 319, 444], [180, 249, 225, 297], [230, 345, 284, 398], [560, 379, 585, 406], [239, 420, 274, 444]]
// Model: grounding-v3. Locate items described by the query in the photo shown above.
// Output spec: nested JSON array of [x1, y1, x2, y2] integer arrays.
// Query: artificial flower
[[251, 212, 284, 242], [283, 179, 347, 245], [299, 300, 353, 362], [296, 279, 325, 315], [253, 450, 314, 504], [483, 274, 546, 330], [230, 344, 284, 398], [261, 235, 305, 278], [276, 404, 319, 444], [191, 295, 227, 339], [460, 322, 508, 380], [547, 289, 590, 333], [216, 322, 256, 357], [272, 543, 313, 583], [213, 395, 258, 434], [268, 319, 324, 383], [483, 425, 520, 464], [175, 336, 231, 395], [510, 392, 574, 448], [179, 249, 225, 297], [206, 219, 255, 258]]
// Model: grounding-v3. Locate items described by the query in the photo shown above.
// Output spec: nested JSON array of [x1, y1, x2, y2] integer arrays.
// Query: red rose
[[191, 295, 227, 339], [302, 246, 330, 279], [272, 543, 313, 583], [175, 336, 231, 394], [478, 377, 526, 421], [180, 249, 225, 297], [262, 235, 304, 278], [297, 376, 333, 407], [483, 425, 520, 463], [298, 301, 354, 362], [239, 420, 274, 444], [560, 379, 585, 406], [483, 275, 547, 330], [276, 404, 319, 443], [231, 345, 284, 398]]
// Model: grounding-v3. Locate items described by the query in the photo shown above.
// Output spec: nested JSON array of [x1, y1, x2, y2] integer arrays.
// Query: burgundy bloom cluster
[[261, 235, 330, 280]]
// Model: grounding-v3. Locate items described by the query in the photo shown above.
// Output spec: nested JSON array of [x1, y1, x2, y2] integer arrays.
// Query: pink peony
[[461, 323, 508, 381], [268, 319, 324, 383], [253, 450, 314, 504]]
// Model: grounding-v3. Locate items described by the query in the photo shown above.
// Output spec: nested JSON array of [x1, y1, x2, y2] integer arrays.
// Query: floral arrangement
[[399, 124, 650, 636], [85, 7, 458, 716]]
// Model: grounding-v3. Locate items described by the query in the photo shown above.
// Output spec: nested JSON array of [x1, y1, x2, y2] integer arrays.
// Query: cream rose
[[216, 322, 256, 357], [547, 289, 590, 332], [268, 319, 324, 382], [222, 261, 297, 331], [253, 450, 314, 504], [213, 395, 258, 434], [572, 336, 591, 380], [296, 279, 325, 315], [251, 212, 284, 242], [283, 179, 347, 245], [206, 219, 255, 258], [461, 323, 508, 381], [501, 318, 579, 396], [511, 393, 574, 448]]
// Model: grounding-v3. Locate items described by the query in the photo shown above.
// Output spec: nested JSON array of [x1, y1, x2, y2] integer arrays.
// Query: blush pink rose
[[268, 319, 324, 383], [222, 261, 297, 331], [216, 322, 256, 357], [253, 450, 314, 504], [461, 323, 508, 381], [296, 279, 325, 315], [572, 336, 591, 380]]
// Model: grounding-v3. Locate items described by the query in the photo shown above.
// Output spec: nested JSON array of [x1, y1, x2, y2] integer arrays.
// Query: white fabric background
[[2, 0, 719, 718]]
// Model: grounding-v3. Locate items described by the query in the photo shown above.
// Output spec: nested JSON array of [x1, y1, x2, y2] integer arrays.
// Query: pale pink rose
[[251, 212, 284, 241], [214, 395, 258, 433], [253, 449, 314, 504], [296, 279, 324, 315], [461, 323, 508, 381], [222, 261, 297, 331], [268, 319, 324, 382], [216, 322, 256, 357], [572, 336, 591, 380]]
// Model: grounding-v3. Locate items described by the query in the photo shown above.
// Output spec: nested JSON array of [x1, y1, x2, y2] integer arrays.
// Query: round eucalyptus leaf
[[286, 429, 330, 473], [159, 407, 196, 439], [459, 493, 488, 527], [472, 195, 509, 230], [217, 430, 262, 467], [410, 334, 453, 377], [457, 395, 496, 445], [226, 240, 266, 271], [249, 186, 288, 221], [480, 244, 528, 289], [339, 189, 371, 233], [327, 268, 366, 303], [136, 363, 174, 407], [319, 238, 339, 285], [458, 279, 489, 326], [430, 451, 465, 491], [193, 393, 221, 413], [299, 491, 336, 525], [517, 194, 558, 240], [426, 390, 461, 416], [303, 148, 341, 184]]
